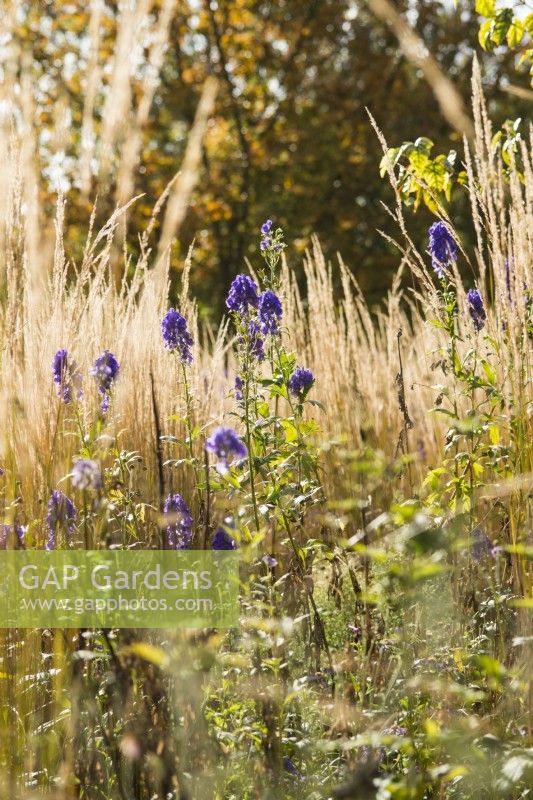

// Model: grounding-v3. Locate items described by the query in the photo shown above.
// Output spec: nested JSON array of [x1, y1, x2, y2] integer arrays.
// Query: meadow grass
[[0, 68, 531, 799]]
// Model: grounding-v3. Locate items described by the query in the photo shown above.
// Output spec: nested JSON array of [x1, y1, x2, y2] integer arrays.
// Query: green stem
[[244, 373, 260, 532], [180, 359, 203, 520]]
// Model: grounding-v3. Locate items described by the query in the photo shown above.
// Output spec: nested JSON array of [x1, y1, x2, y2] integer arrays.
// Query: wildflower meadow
[[0, 2, 532, 799]]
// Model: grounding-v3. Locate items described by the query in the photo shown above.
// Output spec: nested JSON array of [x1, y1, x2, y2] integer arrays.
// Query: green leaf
[[481, 359, 497, 385], [413, 136, 434, 153], [491, 9, 513, 46]]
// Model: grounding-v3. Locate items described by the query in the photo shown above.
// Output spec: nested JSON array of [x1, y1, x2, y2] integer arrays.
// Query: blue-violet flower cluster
[[258, 290, 282, 335], [163, 493, 193, 550], [428, 222, 457, 278], [53, 349, 82, 404], [45, 489, 77, 550], [226, 274, 259, 315], [205, 426, 247, 474], [91, 350, 119, 412], [212, 527, 237, 550], [72, 459, 102, 491], [161, 308, 193, 364], [288, 366, 314, 397], [0, 523, 25, 549], [260, 218, 273, 251], [467, 288, 486, 331], [246, 320, 265, 362]]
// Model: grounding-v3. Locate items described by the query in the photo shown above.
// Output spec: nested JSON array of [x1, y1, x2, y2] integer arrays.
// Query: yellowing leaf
[[475, 0, 495, 17], [453, 649, 465, 673], [123, 643, 169, 668], [507, 19, 525, 48], [489, 424, 500, 445]]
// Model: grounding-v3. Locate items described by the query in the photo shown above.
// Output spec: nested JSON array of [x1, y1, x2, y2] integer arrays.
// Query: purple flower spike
[[226, 274, 259, 315], [212, 527, 237, 550], [205, 426, 247, 474], [258, 290, 282, 335], [428, 222, 457, 278], [247, 320, 265, 362], [90, 350, 119, 412], [72, 459, 102, 491], [161, 308, 193, 364], [45, 489, 77, 550], [163, 493, 193, 550], [288, 366, 314, 397], [53, 349, 83, 404], [283, 757, 304, 780], [0, 523, 26, 549], [467, 288, 486, 332]]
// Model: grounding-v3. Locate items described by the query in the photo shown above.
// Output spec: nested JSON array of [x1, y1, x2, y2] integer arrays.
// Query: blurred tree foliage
[[7, 0, 530, 315]]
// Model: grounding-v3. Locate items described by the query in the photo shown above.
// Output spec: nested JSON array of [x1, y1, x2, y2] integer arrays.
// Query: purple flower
[[45, 489, 77, 550], [226, 274, 259, 315], [205, 426, 247, 474], [161, 308, 193, 364], [163, 493, 193, 550], [382, 726, 408, 736], [288, 366, 314, 397], [258, 290, 282, 335], [428, 222, 457, 278], [0, 523, 25, 549], [260, 237, 271, 252], [72, 459, 102, 491], [261, 219, 273, 235], [90, 350, 119, 412], [283, 757, 304, 779], [212, 527, 237, 550], [262, 554, 277, 568], [247, 320, 265, 362], [467, 288, 486, 331], [234, 375, 243, 401], [53, 349, 82, 404]]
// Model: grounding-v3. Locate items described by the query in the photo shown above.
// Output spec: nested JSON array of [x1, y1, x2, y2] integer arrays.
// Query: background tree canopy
[[6, 0, 530, 315]]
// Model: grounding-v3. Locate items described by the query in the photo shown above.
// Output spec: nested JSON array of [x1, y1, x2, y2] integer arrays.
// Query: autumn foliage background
[[2, 0, 529, 309]]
